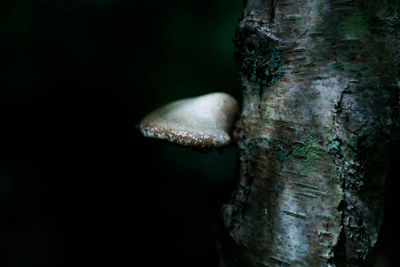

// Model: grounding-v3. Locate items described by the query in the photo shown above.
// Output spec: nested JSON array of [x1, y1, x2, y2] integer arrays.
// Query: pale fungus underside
[[140, 92, 239, 149]]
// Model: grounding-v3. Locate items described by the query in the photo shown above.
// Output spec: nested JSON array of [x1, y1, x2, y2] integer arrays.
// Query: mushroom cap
[[139, 92, 239, 149]]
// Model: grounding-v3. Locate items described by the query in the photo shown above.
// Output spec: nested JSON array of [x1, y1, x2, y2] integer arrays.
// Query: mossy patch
[[292, 134, 321, 173], [330, 139, 341, 154], [247, 45, 283, 96]]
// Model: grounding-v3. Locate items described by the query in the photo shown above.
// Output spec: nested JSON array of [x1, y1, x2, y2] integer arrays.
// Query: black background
[[1, 1, 242, 266], [1, 0, 399, 266]]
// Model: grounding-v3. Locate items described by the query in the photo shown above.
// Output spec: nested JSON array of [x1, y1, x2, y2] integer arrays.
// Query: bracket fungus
[[139, 92, 239, 150]]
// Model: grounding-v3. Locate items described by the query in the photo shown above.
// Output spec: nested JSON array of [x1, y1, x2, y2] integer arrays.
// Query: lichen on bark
[[220, 0, 400, 266]]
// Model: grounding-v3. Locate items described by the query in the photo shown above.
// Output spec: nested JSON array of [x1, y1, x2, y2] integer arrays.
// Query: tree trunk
[[220, 0, 400, 266]]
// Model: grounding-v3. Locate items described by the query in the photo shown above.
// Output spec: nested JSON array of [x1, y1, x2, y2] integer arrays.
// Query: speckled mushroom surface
[[140, 92, 239, 149]]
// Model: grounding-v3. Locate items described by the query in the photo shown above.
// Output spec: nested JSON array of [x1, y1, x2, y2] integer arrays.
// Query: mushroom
[[139, 92, 239, 150]]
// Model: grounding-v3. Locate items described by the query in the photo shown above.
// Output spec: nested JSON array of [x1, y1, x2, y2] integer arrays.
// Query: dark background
[[0, 0, 399, 266], [1, 0, 242, 266]]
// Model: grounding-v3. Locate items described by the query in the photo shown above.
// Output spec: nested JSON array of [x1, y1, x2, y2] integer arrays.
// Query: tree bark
[[220, 0, 400, 266]]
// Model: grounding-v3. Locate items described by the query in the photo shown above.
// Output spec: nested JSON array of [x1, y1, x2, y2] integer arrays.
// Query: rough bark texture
[[220, 0, 400, 266]]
